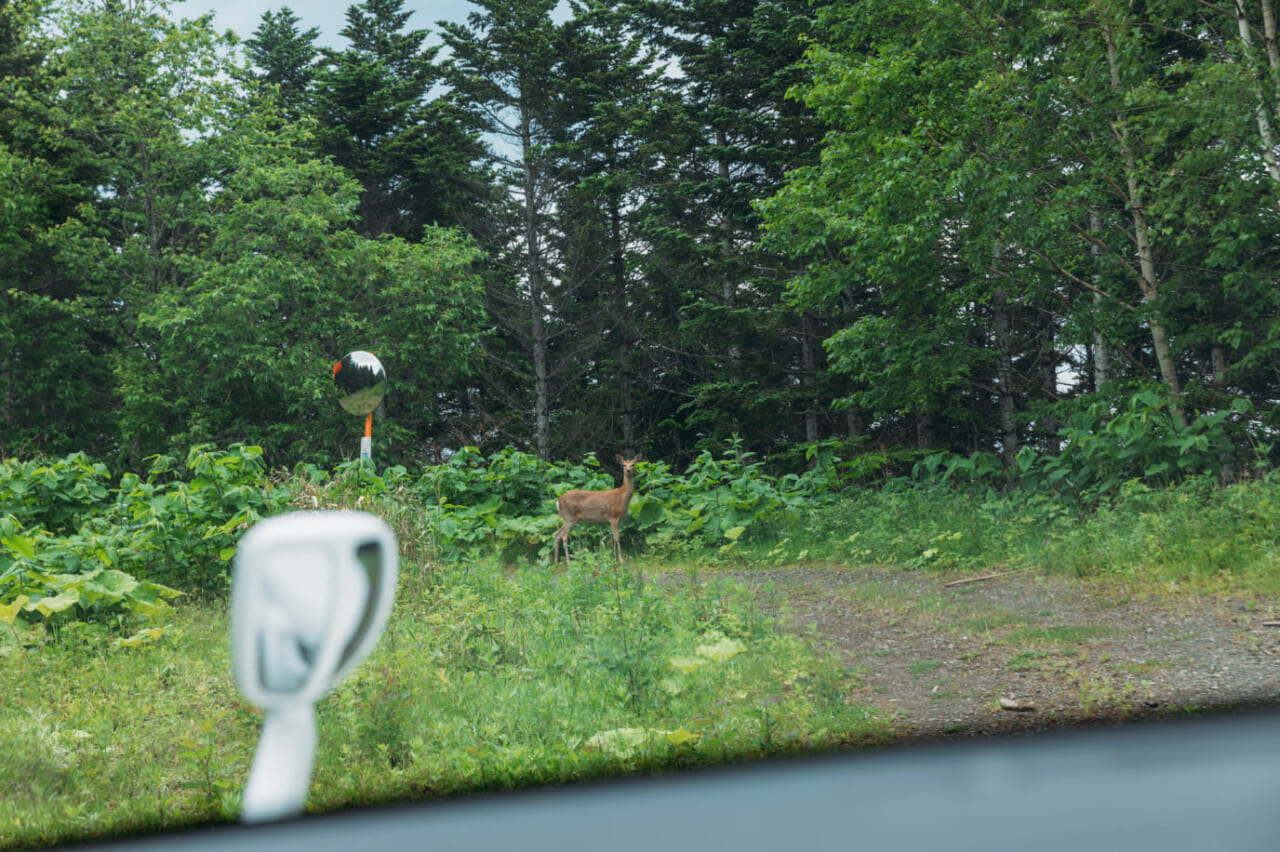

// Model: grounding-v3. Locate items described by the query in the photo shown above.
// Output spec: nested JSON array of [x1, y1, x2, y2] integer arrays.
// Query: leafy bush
[[629, 444, 814, 555], [112, 444, 287, 589], [0, 514, 182, 649], [410, 447, 569, 561], [399, 441, 837, 563], [1, 444, 284, 647], [0, 453, 113, 534], [1033, 391, 1260, 501], [913, 387, 1267, 505]]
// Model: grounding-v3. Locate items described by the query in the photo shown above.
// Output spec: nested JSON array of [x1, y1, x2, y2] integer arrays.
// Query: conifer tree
[[311, 0, 485, 239], [244, 7, 320, 124]]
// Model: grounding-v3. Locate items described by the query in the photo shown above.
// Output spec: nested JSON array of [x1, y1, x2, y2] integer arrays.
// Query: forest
[[2, 0, 1278, 479]]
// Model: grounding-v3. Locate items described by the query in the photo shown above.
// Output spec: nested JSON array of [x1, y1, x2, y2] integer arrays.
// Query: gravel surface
[[726, 565, 1280, 740]]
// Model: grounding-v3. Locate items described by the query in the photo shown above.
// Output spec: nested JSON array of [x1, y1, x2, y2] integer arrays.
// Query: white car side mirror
[[231, 511, 398, 824]]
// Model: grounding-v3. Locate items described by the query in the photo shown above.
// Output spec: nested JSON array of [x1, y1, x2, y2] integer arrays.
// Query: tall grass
[[1037, 476, 1280, 589], [763, 472, 1280, 591]]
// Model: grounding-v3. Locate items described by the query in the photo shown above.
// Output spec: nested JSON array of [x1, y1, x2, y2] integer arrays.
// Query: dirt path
[[731, 566, 1280, 740]]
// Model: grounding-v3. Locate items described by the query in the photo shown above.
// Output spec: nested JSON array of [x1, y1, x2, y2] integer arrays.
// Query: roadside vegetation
[[4, 433, 1280, 848]]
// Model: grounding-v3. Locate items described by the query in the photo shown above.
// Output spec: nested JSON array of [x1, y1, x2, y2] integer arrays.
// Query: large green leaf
[[32, 588, 80, 617], [0, 595, 29, 625], [1, 535, 37, 560], [84, 569, 139, 599]]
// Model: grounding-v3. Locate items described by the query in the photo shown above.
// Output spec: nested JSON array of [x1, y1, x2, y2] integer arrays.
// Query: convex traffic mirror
[[333, 350, 387, 416], [333, 350, 387, 462]]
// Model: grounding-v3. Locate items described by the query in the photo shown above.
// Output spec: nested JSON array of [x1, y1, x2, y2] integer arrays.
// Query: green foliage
[[1, 0, 484, 469], [9, 431, 1278, 630], [7, 0, 1280, 481], [309, 0, 484, 238], [112, 445, 287, 590], [310, 549, 885, 803], [242, 8, 320, 123], [0, 445, 288, 649], [784, 464, 1280, 589], [1039, 474, 1280, 586], [1, 527, 888, 848], [411, 447, 564, 561], [4, 436, 1280, 845], [1030, 393, 1260, 502], [1, 605, 254, 845], [629, 443, 814, 556], [761, 0, 1280, 461], [400, 440, 833, 562], [0, 453, 112, 534], [128, 128, 484, 465], [0, 555, 180, 651], [911, 387, 1267, 505]]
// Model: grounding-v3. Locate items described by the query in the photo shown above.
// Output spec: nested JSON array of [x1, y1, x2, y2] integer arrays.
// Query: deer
[[553, 455, 642, 563]]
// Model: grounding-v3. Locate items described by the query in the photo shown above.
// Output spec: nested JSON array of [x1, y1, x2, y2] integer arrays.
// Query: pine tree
[[633, 0, 833, 459], [311, 0, 485, 239], [244, 7, 320, 124], [439, 0, 571, 459], [547, 0, 670, 456]]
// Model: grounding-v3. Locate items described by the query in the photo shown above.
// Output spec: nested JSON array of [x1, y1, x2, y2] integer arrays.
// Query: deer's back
[[557, 488, 630, 523]]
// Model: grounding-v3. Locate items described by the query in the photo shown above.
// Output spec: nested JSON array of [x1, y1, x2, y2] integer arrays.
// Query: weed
[[908, 660, 944, 676], [1073, 676, 1118, 715], [960, 613, 1025, 633], [1005, 650, 1055, 672], [175, 710, 240, 817], [1009, 625, 1113, 645], [1117, 660, 1171, 676]]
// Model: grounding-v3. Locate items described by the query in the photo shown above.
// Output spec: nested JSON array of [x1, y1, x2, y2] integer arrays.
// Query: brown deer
[[553, 455, 642, 563]]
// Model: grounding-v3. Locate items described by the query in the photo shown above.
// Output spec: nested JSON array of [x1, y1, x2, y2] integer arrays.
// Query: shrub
[[1, 444, 282, 646]]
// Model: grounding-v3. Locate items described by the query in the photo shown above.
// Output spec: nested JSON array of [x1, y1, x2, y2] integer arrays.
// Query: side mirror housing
[[231, 511, 397, 823]]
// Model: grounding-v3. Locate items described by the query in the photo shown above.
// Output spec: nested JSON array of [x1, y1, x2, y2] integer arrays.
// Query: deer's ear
[[634, 454, 643, 463], [616, 454, 624, 464]]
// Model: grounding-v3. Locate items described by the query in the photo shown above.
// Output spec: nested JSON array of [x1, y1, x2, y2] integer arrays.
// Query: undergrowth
[[757, 472, 1280, 591]]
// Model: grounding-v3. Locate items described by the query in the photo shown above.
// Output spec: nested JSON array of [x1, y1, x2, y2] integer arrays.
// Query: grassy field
[[2, 551, 889, 849]]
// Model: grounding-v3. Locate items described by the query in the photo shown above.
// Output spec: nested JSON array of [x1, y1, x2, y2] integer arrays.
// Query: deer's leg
[[610, 519, 622, 562], [554, 521, 573, 563]]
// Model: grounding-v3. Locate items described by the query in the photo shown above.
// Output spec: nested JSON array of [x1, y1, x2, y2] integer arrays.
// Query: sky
[[168, 0, 479, 49]]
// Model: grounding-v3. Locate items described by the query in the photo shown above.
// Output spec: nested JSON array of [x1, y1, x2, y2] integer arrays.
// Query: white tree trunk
[[1103, 22, 1186, 426]]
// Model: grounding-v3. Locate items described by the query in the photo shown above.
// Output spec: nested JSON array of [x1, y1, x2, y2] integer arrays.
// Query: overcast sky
[[169, 0, 478, 49]]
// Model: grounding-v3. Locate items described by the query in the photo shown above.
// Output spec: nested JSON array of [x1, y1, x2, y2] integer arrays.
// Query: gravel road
[[729, 565, 1280, 739]]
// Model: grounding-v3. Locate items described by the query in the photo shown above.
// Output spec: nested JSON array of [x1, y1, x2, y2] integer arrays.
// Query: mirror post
[[240, 704, 317, 824]]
